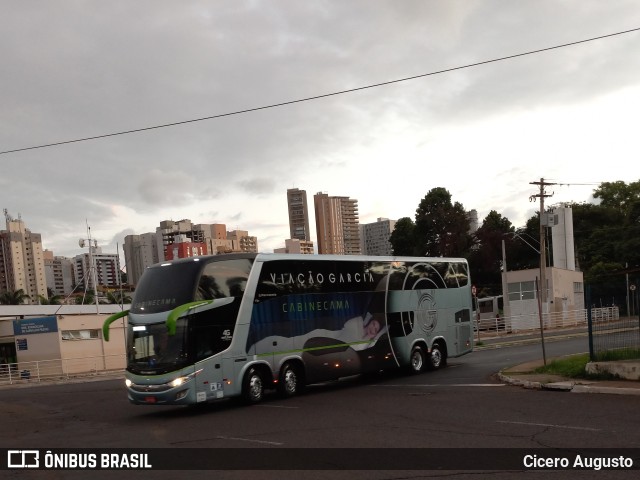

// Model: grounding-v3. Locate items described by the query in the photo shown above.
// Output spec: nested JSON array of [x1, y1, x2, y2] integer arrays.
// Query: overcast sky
[[2, 1, 639, 266]]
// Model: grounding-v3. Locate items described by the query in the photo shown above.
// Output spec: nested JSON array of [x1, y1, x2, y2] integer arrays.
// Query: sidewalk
[[476, 325, 640, 396], [498, 358, 640, 396]]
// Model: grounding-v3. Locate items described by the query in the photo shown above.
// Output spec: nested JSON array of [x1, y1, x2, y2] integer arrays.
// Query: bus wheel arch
[[277, 360, 306, 397], [242, 364, 270, 404], [428, 340, 447, 370]]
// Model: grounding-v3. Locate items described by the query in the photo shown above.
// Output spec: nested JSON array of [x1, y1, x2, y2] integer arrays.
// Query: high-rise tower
[[286, 188, 311, 241], [314, 192, 361, 255], [0, 211, 47, 302]]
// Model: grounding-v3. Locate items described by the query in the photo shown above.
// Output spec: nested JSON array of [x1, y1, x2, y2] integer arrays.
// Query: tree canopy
[[388, 180, 640, 313], [389, 187, 473, 258], [0, 289, 30, 305]]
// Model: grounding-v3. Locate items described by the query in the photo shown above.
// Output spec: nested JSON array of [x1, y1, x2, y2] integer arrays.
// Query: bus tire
[[428, 343, 447, 370], [278, 362, 303, 398], [409, 345, 426, 374], [242, 367, 265, 404]]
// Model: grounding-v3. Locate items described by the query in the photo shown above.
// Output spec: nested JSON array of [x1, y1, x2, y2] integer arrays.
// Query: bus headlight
[[170, 377, 186, 387], [169, 369, 202, 388], [125, 379, 132, 388]]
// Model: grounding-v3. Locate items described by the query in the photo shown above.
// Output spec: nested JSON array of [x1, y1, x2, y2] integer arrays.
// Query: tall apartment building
[[274, 238, 315, 255], [287, 188, 311, 241], [155, 220, 258, 258], [125, 220, 258, 285], [279, 188, 315, 254], [314, 192, 361, 255], [123, 232, 160, 286], [74, 247, 121, 292], [165, 234, 207, 260], [360, 217, 397, 256], [155, 219, 200, 259], [43, 250, 75, 296], [227, 230, 258, 253], [467, 209, 479, 235], [0, 213, 47, 303]]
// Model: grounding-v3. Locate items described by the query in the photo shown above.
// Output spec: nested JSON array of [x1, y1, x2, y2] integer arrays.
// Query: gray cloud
[[1, 1, 639, 256]]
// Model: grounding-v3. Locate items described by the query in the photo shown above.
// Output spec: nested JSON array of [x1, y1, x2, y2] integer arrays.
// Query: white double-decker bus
[[103, 253, 474, 406]]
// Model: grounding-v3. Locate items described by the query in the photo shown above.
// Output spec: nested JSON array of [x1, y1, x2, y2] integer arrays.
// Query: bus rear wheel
[[242, 367, 265, 404], [278, 362, 303, 397], [428, 343, 446, 370], [409, 345, 425, 374]]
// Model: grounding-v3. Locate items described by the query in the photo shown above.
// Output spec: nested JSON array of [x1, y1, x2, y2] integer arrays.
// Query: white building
[[123, 232, 160, 286], [360, 218, 396, 256], [43, 250, 75, 297], [502, 206, 585, 330], [74, 247, 121, 292]]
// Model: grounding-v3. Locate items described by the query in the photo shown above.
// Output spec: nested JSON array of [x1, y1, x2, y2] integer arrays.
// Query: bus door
[[191, 298, 239, 402], [453, 293, 473, 355]]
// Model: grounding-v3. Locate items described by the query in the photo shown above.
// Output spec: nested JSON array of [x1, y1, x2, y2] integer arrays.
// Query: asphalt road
[[2, 337, 638, 479]]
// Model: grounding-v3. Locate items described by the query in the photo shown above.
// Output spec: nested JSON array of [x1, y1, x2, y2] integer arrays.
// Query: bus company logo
[[269, 270, 375, 287], [7, 450, 39, 468]]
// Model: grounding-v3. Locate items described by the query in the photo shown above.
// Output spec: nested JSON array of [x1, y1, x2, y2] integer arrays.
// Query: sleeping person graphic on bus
[[248, 310, 387, 356]]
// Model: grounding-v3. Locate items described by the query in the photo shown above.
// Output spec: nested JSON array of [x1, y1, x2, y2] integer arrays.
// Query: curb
[[498, 371, 640, 396]]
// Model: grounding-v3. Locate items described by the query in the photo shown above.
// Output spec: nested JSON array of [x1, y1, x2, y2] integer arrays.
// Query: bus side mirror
[[102, 310, 129, 342]]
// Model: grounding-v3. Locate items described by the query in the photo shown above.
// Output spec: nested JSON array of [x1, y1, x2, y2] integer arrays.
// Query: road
[[1, 336, 638, 479]]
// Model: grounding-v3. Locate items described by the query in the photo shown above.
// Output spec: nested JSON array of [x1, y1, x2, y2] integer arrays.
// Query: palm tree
[[37, 294, 63, 305], [107, 291, 132, 304], [75, 292, 95, 305], [0, 289, 30, 305]]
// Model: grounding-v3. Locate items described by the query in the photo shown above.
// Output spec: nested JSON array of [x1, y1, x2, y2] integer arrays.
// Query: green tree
[[593, 180, 640, 213], [569, 180, 640, 310], [508, 216, 543, 271], [389, 217, 417, 256], [37, 294, 63, 305], [107, 291, 132, 305], [468, 210, 515, 296], [75, 292, 95, 305], [0, 289, 30, 305], [414, 187, 472, 257]]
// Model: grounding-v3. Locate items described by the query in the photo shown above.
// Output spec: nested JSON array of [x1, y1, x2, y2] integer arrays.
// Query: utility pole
[[529, 178, 555, 366], [529, 178, 555, 305]]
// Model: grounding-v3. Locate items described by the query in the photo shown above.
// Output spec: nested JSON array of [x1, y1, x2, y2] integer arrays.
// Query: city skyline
[[1, 2, 639, 262]]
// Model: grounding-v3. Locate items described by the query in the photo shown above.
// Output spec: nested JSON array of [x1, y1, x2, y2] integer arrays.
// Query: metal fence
[[476, 307, 619, 335], [0, 355, 125, 386], [588, 313, 640, 361]]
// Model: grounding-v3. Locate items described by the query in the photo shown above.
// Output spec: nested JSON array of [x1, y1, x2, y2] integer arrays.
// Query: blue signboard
[[13, 316, 58, 335]]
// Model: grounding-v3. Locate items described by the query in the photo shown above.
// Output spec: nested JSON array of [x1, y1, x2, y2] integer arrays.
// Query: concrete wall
[[0, 306, 128, 375]]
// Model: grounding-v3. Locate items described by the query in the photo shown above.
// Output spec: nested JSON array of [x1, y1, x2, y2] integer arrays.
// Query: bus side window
[[196, 259, 252, 300], [197, 274, 224, 300], [193, 299, 241, 360]]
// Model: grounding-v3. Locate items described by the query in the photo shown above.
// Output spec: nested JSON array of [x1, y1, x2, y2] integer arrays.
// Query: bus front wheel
[[409, 346, 425, 374], [242, 367, 265, 404]]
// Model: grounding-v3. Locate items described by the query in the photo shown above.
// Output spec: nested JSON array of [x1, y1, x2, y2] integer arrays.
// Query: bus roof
[[147, 253, 469, 269]]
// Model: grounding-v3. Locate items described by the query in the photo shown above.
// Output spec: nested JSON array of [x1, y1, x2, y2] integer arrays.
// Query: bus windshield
[[126, 256, 254, 375], [128, 319, 189, 374], [130, 261, 203, 314]]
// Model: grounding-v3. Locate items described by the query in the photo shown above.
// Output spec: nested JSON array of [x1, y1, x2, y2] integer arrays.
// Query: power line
[[2, 26, 639, 156]]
